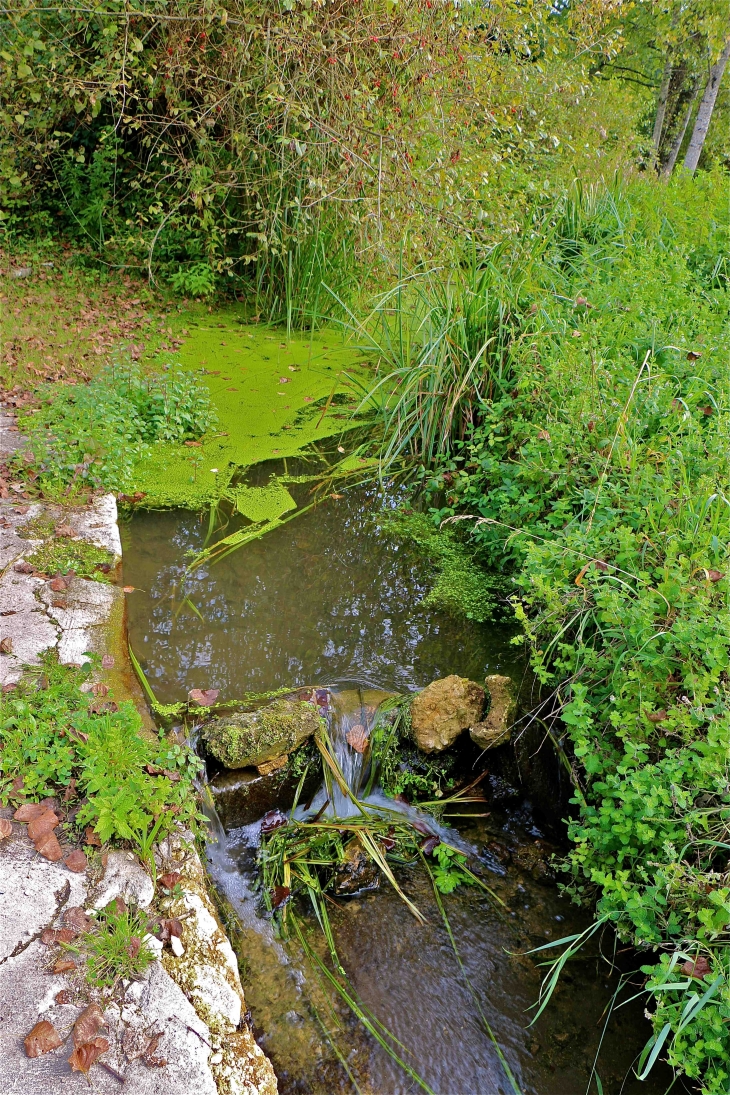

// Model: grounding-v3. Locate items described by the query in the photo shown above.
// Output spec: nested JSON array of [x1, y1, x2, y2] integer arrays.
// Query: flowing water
[[122, 481, 671, 1095]]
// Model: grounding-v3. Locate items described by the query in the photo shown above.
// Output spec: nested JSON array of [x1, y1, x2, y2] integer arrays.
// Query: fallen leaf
[[85, 826, 102, 847], [420, 835, 440, 855], [686, 350, 702, 361], [681, 955, 711, 979], [158, 872, 181, 891], [157, 918, 183, 945], [35, 831, 63, 861], [0, 818, 12, 839], [702, 405, 714, 416], [122, 586, 136, 593], [14, 560, 35, 573], [41, 927, 77, 945], [28, 808, 59, 841], [89, 699, 119, 715], [0, 609, 16, 616], [706, 569, 725, 582], [260, 809, 288, 834], [2, 682, 17, 692], [14, 803, 46, 822], [55, 989, 73, 1005], [24, 1019, 62, 1057], [184, 440, 202, 447], [69, 1036, 109, 1074], [571, 329, 582, 338], [64, 849, 88, 873], [128, 936, 141, 960], [54, 524, 74, 538], [646, 710, 668, 723], [271, 885, 291, 910], [64, 907, 93, 931], [0, 637, 13, 654], [73, 1004, 106, 1048], [337, 445, 345, 453], [188, 688, 219, 706], [91, 682, 109, 697], [379, 834, 396, 851], [278, 377, 291, 384], [49, 577, 67, 592], [101, 654, 115, 669], [346, 724, 369, 753], [53, 957, 76, 973], [536, 429, 551, 441]]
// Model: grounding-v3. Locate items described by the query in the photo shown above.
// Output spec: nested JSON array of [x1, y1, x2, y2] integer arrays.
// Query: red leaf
[[420, 835, 440, 855], [0, 636, 13, 654], [64, 850, 88, 874], [53, 957, 76, 973], [28, 809, 59, 841], [271, 885, 291, 910], [681, 955, 711, 979], [69, 1036, 109, 1074], [707, 569, 724, 582], [41, 927, 77, 945], [346, 723, 369, 753], [188, 688, 219, 706], [84, 826, 102, 847], [73, 1004, 106, 1048], [156, 918, 183, 945], [24, 1019, 62, 1057], [49, 577, 67, 592], [55, 989, 73, 1005], [35, 831, 63, 861], [91, 682, 109, 697], [0, 818, 12, 840], [14, 801, 47, 819], [158, 872, 181, 891], [261, 809, 288, 834]]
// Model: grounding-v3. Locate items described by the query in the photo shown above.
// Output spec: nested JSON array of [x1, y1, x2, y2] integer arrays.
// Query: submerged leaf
[[346, 723, 369, 754], [188, 688, 219, 706]]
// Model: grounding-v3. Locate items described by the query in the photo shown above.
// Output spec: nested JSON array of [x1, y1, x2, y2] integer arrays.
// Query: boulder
[[469, 674, 517, 751], [203, 698, 323, 769], [208, 760, 321, 831], [410, 675, 485, 754]]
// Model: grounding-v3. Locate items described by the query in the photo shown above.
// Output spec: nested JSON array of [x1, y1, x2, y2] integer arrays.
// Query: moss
[[381, 509, 511, 622], [128, 315, 369, 509], [25, 537, 115, 580], [203, 699, 324, 769], [233, 481, 297, 523]]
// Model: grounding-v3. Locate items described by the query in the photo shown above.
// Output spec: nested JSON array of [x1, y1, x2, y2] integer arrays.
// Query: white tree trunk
[[662, 81, 699, 177], [683, 37, 730, 174], [652, 61, 674, 157]]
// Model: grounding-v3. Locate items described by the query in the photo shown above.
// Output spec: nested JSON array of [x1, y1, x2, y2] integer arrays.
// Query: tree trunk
[[652, 60, 673, 159], [683, 37, 730, 174], [662, 81, 699, 177]]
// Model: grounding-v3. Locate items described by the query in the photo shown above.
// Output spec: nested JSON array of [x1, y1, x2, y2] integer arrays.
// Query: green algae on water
[[130, 314, 368, 509]]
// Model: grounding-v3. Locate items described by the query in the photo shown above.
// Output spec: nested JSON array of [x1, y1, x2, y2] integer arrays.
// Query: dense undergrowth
[[0, 657, 203, 852], [368, 172, 730, 1090]]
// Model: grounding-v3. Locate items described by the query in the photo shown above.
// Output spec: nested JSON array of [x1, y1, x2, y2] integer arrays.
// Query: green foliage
[[0, 657, 203, 845], [367, 698, 457, 802], [25, 538, 114, 581], [15, 362, 216, 497], [432, 843, 474, 895], [74, 902, 155, 988], [383, 171, 730, 1091]]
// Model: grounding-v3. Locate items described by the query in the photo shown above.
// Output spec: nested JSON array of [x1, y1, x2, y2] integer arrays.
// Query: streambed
[[122, 486, 669, 1095]]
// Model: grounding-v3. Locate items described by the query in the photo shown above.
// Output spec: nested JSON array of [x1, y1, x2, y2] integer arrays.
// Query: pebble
[[170, 935, 185, 957]]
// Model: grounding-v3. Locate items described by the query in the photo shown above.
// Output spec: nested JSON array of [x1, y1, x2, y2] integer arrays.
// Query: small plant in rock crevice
[[71, 902, 156, 989]]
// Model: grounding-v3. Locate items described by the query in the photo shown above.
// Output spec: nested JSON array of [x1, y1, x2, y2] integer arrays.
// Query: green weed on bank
[[383, 172, 730, 1091], [0, 657, 203, 850]]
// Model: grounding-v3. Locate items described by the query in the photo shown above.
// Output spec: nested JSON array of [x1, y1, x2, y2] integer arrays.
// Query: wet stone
[[334, 839, 380, 897], [208, 762, 320, 831]]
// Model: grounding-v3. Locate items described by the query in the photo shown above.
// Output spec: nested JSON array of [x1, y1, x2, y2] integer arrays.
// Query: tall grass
[[339, 248, 533, 475]]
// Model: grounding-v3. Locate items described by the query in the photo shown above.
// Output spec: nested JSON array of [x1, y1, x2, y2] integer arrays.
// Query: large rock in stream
[[202, 698, 323, 769], [410, 675, 485, 753], [470, 674, 518, 751]]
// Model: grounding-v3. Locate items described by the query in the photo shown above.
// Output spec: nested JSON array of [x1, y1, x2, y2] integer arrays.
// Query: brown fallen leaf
[[54, 524, 74, 538], [123, 586, 136, 593], [41, 927, 77, 946], [91, 682, 109, 697], [536, 429, 551, 441], [64, 849, 88, 874], [346, 724, 369, 754], [128, 936, 142, 960], [53, 957, 76, 973], [0, 818, 13, 839], [88, 699, 119, 715], [686, 350, 702, 361], [28, 808, 59, 842], [49, 577, 67, 592], [706, 569, 725, 582], [184, 440, 202, 447], [64, 907, 93, 932], [69, 1036, 109, 1074], [0, 637, 13, 654], [101, 654, 114, 669], [681, 955, 711, 979], [158, 871, 181, 891], [14, 560, 35, 574], [85, 826, 102, 847], [420, 835, 440, 855], [646, 710, 668, 723], [271, 885, 291, 910], [24, 1019, 62, 1058], [35, 831, 63, 862], [55, 989, 73, 1005], [188, 688, 219, 706], [156, 918, 183, 946], [73, 1004, 106, 1048]]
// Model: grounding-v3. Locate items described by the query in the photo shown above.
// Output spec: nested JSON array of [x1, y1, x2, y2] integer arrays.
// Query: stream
[[122, 480, 670, 1095]]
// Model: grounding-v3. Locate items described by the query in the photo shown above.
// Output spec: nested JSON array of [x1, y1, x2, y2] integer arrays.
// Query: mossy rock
[[202, 698, 323, 769]]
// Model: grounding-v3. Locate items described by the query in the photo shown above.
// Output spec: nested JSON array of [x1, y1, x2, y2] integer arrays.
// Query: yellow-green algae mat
[[130, 310, 369, 511]]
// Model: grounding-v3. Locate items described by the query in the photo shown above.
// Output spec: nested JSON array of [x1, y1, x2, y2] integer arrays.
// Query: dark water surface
[[122, 488, 672, 1095]]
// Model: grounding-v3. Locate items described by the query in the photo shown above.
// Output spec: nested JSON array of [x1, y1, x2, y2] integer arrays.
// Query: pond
[[122, 481, 670, 1095]]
